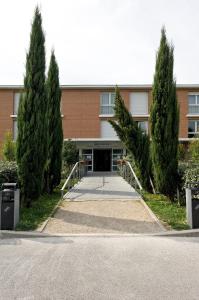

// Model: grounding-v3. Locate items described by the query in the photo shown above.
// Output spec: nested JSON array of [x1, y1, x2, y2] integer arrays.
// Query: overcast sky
[[0, 0, 198, 85]]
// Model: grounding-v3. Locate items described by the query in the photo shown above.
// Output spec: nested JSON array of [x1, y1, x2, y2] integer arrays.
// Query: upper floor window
[[14, 92, 21, 115], [130, 92, 148, 115], [100, 92, 115, 115], [188, 120, 199, 138], [188, 94, 199, 114]]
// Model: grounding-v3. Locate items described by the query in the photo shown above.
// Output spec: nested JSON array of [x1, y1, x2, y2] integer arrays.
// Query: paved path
[[44, 173, 164, 234], [0, 235, 199, 299], [64, 172, 141, 201]]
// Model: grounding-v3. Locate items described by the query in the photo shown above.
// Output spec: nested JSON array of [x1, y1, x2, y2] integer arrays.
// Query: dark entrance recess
[[93, 149, 111, 172]]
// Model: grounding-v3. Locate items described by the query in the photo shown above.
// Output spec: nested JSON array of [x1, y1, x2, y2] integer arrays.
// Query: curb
[[36, 197, 63, 232], [2, 229, 199, 239]]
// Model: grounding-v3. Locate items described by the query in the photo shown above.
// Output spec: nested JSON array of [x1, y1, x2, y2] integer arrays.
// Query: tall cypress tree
[[17, 7, 47, 206], [150, 27, 179, 197], [109, 86, 152, 191], [45, 50, 63, 193]]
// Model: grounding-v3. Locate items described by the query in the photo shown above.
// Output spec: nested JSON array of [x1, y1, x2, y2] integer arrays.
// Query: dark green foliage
[[0, 161, 18, 188], [63, 139, 78, 168], [150, 28, 179, 197], [109, 86, 152, 191], [17, 7, 47, 206], [45, 51, 63, 193]]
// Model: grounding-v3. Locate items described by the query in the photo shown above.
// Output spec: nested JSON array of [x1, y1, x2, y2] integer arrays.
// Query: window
[[188, 120, 199, 138], [82, 149, 93, 171], [14, 93, 21, 115], [13, 120, 18, 140], [100, 121, 118, 138], [137, 121, 148, 133], [188, 94, 199, 114], [100, 92, 115, 115], [130, 92, 148, 115], [112, 149, 124, 171]]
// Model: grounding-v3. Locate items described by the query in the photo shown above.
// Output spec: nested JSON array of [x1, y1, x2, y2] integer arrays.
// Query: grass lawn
[[142, 192, 189, 230], [16, 190, 61, 231]]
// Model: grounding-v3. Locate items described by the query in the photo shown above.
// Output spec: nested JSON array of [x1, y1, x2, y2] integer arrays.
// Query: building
[[0, 84, 199, 171]]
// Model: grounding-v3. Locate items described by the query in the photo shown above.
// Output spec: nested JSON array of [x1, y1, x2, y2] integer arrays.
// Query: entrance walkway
[[64, 172, 141, 201], [44, 172, 165, 234]]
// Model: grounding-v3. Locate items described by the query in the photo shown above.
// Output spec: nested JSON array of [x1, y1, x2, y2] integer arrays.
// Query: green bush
[[178, 143, 188, 161], [2, 131, 16, 161], [184, 166, 199, 189], [189, 139, 199, 163], [0, 161, 18, 187]]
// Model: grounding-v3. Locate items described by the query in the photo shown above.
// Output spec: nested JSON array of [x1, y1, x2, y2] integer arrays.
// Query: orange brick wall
[[62, 89, 101, 138], [177, 90, 188, 138], [0, 90, 13, 147]]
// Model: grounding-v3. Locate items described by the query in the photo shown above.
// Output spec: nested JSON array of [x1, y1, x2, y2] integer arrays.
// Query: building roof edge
[[1, 84, 199, 89]]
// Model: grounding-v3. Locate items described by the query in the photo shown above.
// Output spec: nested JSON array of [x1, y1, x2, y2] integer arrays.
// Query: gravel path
[[44, 200, 163, 234]]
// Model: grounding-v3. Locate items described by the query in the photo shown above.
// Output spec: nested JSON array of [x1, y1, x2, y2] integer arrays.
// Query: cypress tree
[[45, 50, 63, 193], [109, 87, 152, 191], [150, 27, 179, 197], [17, 7, 47, 206]]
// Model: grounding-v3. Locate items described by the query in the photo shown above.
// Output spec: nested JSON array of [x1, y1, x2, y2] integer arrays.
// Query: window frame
[[100, 92, 115, 116], [188, 93, 199, 115], [188, 120, 199, 138], [137, 121, 148, 134], [130, 92, 149, 116]]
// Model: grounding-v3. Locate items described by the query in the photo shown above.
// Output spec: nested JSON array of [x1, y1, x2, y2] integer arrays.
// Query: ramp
[[64, 172, 141, 201]]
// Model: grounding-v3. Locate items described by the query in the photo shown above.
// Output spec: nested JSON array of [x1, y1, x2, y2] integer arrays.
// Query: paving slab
[[64, 172, 141, 200]]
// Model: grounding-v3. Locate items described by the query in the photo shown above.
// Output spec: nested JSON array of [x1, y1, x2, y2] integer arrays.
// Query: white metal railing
[[61, 161, 87, 198], [118, 160, 143, 191]]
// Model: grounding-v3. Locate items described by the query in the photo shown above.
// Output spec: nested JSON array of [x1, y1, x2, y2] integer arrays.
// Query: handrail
[[126, 161, 143, 190], [61, 161, 87, 198], [118, 160, 143, 191]]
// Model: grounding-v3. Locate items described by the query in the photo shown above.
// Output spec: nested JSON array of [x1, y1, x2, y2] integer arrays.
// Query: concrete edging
[[36, 197, 63, 232], [2, 229, 199, 239]]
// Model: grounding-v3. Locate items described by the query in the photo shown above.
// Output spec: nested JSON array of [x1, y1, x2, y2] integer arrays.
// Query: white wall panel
[[130, 92, 148, 115], [100, 121, 118, 138]]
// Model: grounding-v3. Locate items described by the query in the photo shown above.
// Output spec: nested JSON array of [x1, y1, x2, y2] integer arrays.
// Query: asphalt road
[[0, 235, 199, 299]]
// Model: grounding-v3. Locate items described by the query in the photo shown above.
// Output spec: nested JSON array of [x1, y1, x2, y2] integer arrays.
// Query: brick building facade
[[0, 85, 198, 171]]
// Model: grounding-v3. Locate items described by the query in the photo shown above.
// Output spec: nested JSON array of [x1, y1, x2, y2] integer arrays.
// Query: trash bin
[[192, 199, 199, 229], [0, 183, 20, 230]]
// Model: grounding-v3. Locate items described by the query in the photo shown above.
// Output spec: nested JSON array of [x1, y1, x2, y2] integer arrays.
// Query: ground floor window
[[112, 149, 124, 171], [82, 149, 93, 171], [188, 120, 199, 138]]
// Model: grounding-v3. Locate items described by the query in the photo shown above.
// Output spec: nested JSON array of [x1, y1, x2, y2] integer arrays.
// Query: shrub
[[184, 166, 199, 189], [0, 161, 18, 188], [189, 139, 199, 163], [62, 140, 78, 168], [2, 131, 16, 161], [178, 143, 188, 161]]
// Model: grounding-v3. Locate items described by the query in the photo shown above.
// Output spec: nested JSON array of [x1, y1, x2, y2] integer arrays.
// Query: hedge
[[0, 161, 18, 188]]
